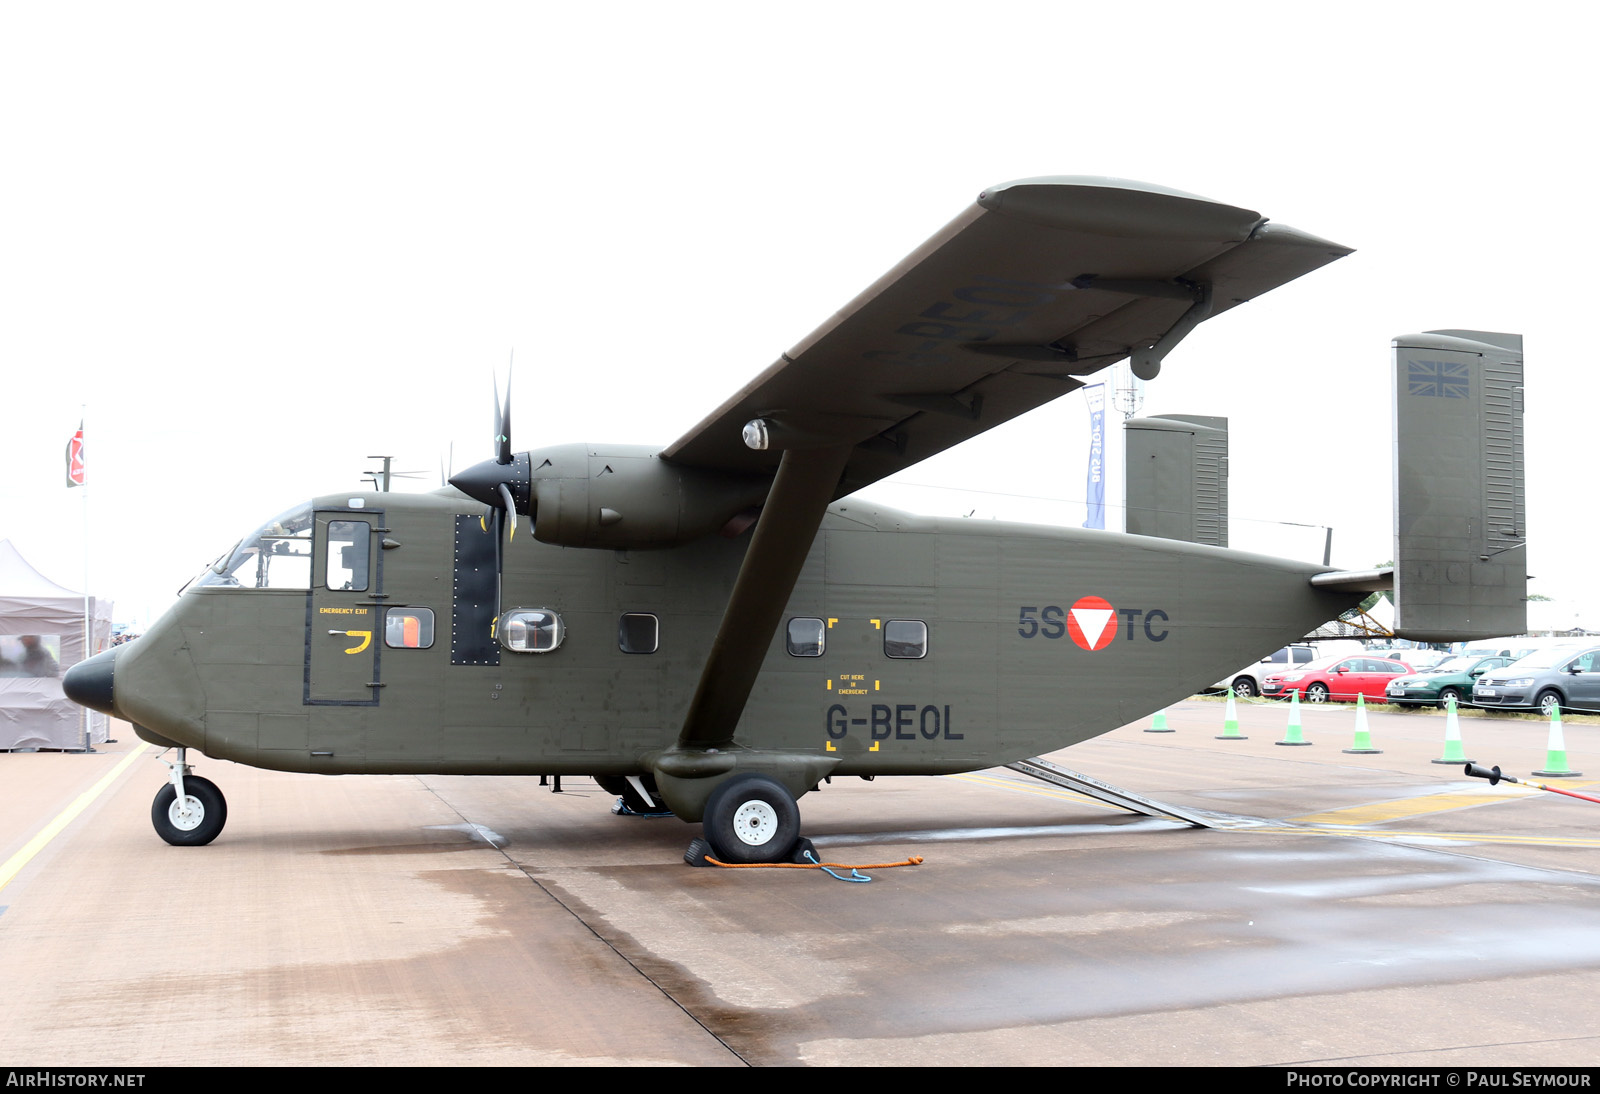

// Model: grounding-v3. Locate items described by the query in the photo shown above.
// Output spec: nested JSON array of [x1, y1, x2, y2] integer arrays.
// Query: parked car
[[1210, 644, 1316, 698], [1262, 654, 1409, 703], [1457, 640, 1545, 661], [1385, 654, 1512, 708], [1209, 639, 1364, 698], [1391, 649, 1451, 672], [1472, 645, 1600, 716]]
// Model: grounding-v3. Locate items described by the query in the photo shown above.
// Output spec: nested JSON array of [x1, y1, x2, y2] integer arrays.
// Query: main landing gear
[[699, 774, 804, 865], [151, 748, 228, 846]]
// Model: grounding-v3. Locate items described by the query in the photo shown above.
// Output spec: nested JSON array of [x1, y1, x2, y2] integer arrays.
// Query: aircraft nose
[[63, 646, 118, 717]]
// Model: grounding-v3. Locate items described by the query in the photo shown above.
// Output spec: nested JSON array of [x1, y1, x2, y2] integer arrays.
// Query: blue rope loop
[[804, 849, 872, 883]]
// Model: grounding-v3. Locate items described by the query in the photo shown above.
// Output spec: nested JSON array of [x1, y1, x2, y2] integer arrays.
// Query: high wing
[[662, 176, 1351, 495], [667, 178, 1351, 755]]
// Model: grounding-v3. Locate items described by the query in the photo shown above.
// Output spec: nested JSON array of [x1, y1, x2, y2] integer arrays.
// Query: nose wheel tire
[[702, 774, 801, 864], [152, 776, 227, 846]]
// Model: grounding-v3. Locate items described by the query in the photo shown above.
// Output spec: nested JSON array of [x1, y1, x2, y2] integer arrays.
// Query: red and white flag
[[65, 421, 85, 488]]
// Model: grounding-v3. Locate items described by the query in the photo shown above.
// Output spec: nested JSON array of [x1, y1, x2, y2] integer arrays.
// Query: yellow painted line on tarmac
[[1246, 825, 1600, 848], [1289, 790, 1534, 826], [0, 745, 149, 895]]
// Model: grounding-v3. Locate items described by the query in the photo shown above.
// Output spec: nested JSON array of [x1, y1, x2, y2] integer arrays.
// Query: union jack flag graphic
[[1408, 359, 1470, 399]]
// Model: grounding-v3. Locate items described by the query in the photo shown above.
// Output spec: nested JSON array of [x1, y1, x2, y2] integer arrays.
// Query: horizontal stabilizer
[[1309, 568, 1394, 594]]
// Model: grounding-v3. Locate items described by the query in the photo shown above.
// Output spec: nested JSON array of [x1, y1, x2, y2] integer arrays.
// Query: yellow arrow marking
[[343, 630, 371, 654]]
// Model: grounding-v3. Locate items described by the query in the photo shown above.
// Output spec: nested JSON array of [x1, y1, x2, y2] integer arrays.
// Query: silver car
[[1472, 645, 1600, 716]]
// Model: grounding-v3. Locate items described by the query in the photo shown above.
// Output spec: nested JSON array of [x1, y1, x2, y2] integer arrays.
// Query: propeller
[[451, 370, 531, 533], [449, 367, 533, 623]]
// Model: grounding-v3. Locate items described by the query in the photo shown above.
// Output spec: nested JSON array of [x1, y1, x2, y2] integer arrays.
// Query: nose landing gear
[[151, 749, 228, 846]]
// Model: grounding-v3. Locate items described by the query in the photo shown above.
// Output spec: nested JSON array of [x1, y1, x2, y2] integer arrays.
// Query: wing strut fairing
[[674, 443, 853, 752]]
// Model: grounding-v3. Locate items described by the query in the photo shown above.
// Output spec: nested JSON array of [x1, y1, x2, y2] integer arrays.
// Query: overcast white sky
[[1, 2, 1591, 631]]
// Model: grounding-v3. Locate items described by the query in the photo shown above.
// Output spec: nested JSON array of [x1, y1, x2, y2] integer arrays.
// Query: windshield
[[192, 503, 315, 590], [1428, 656, 1477, 673]]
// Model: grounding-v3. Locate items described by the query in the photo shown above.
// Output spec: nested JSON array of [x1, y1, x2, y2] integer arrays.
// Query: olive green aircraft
[[63, 177, 1527, 864]]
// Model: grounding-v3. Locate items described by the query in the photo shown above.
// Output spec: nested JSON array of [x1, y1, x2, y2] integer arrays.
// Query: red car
[[1262, 654, 1408, 703]]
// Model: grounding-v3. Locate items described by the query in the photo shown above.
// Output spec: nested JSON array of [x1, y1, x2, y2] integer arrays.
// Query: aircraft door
[[306, 510, 383, 705]]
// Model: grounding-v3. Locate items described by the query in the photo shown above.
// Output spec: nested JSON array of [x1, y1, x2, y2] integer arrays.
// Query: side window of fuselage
[[385, 608, 435, 649], [619, 613, 659, 654], [501, 608, 565, 654], [884, 620, 928, 659], [325, 520, 369, 591], [786, 617, 825, 657]]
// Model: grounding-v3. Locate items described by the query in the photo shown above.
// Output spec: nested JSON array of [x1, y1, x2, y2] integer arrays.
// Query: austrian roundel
[[1066, 596, 1118, 651]]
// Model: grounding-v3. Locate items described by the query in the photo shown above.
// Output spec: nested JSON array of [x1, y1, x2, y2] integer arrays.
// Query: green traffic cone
[[1276, 688, 1311, 746], [1216, 687, 1247, 740], [1533, 704, 1582, 777], [1432, 694, 1473, 765], [1342, 691, 1382, 754], [1145, 707, 1174, 733]]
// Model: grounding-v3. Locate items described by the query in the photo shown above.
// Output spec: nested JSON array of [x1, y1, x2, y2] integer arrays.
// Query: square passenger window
[[884, 619, 928, 659], [619, 613, 659, 654], [786, 617, 825, 657], [385, 608, 434, 649]]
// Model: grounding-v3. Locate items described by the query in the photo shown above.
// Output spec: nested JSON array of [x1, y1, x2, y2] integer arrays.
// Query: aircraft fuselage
[[105, 489, 1352, 781]]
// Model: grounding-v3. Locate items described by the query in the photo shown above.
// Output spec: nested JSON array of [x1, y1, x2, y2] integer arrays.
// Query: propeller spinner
[[449, 374, 532, 529]]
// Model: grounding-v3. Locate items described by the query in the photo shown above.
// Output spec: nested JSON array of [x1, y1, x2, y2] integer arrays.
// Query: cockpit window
[[192, 504, 314, 590]]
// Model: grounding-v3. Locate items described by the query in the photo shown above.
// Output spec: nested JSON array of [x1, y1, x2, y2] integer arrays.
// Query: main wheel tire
[[1306, 683, 1331, 703], [151, 775, 227, 846], [1232, 677, 1258, 699], [1537, 689, 1564, 718], [1439, 686, 1464, 708], [702, 774, 801, 865]]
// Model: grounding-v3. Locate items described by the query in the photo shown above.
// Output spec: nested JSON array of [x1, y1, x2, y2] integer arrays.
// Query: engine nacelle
[[525, 443, 769, 549]]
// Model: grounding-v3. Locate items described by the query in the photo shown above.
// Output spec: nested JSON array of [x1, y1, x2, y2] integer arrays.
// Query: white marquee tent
[[0, 539, 113, 750]]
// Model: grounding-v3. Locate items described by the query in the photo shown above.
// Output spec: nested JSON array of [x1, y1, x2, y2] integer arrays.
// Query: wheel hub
[[168, 796, 204, 832], [731, 800, 779, 846]]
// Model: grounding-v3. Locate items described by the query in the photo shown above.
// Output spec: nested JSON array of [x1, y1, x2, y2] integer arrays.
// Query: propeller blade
[[495, 370, 513, 466], [497, 482, 518, 542]]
